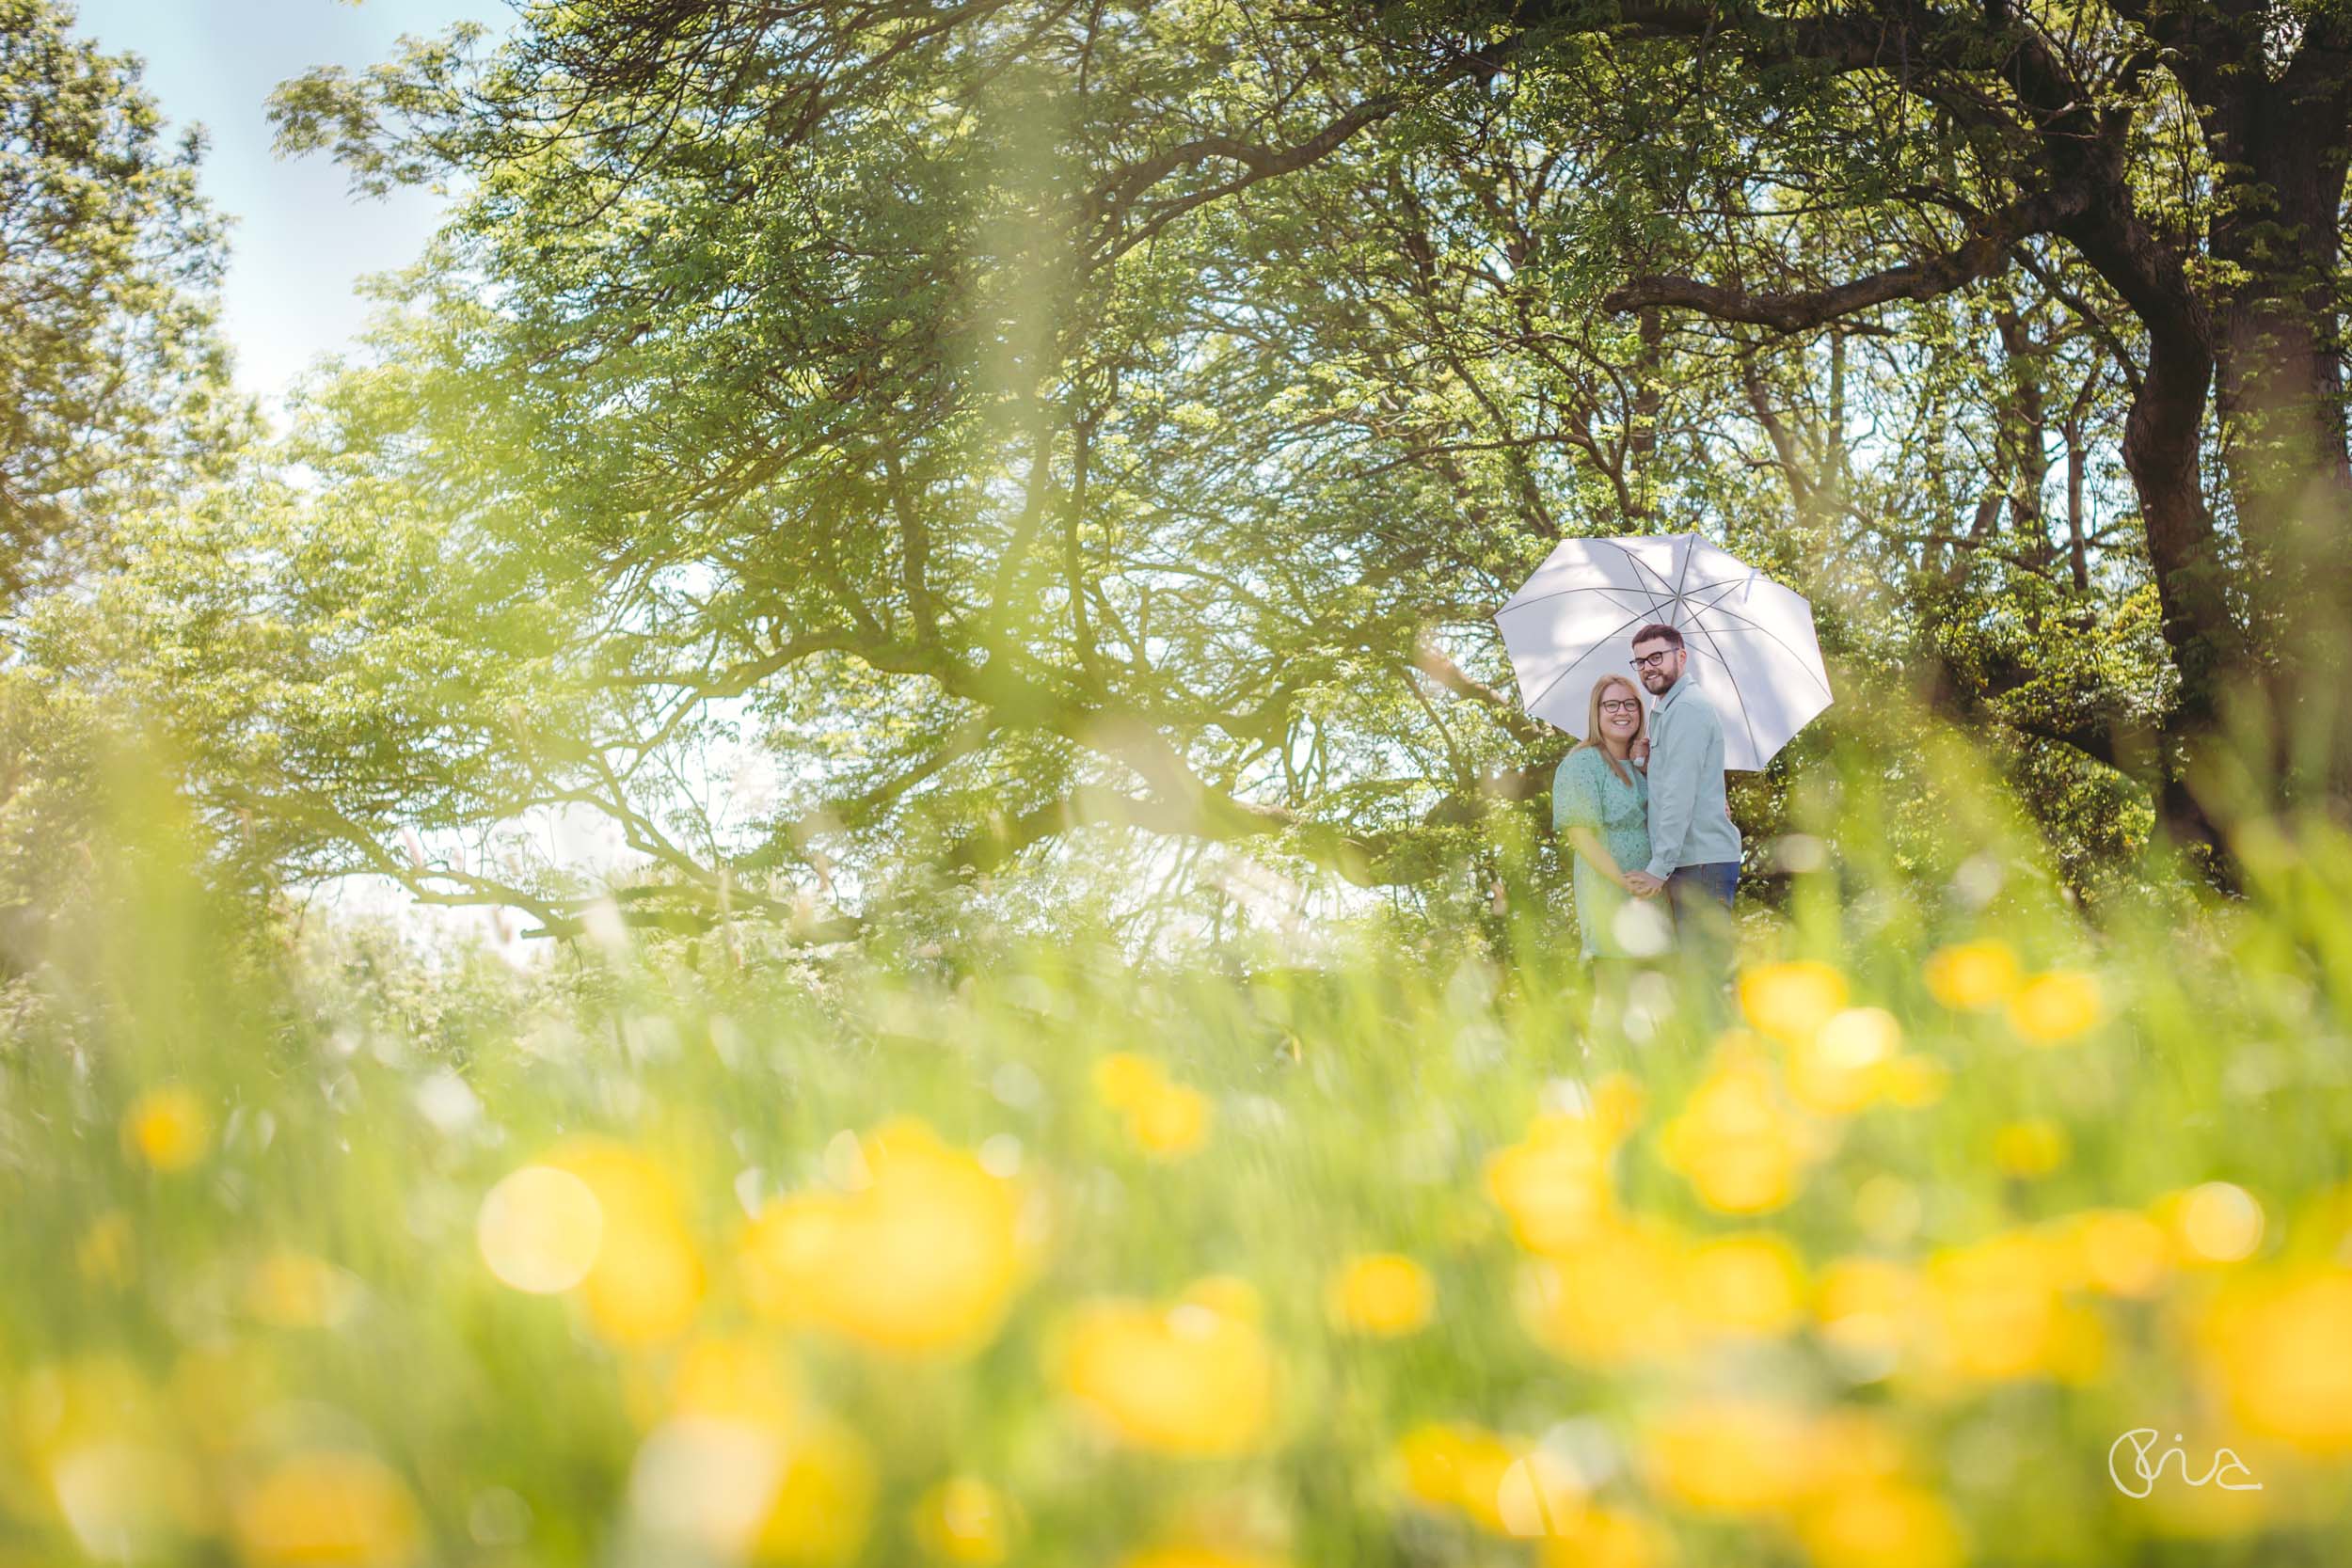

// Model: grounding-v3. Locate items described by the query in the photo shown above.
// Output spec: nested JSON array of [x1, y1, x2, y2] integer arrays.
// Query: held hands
[[1622, 870, 1666, 898], [1630, 738, 1650, 768]]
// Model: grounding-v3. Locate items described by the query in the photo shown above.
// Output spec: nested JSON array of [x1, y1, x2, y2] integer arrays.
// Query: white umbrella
[[1492, 531, 1832, 771]]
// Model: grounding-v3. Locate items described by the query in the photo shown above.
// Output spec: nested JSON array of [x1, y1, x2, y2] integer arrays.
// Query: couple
[[1552, 623, 1741, 988]]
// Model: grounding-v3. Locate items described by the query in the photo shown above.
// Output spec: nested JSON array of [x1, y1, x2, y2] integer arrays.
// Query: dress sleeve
[[1553, 752, 1602, 832]]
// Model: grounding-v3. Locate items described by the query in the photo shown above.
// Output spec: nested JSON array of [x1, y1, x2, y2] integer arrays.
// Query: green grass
[[5, 744, 2352, 1568]]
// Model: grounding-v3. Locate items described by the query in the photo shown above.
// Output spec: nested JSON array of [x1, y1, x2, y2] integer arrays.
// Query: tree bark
[[2046, 179, 2243, 854], [2122, 0, 2352, 804], [2201, 44, 2352, 798]]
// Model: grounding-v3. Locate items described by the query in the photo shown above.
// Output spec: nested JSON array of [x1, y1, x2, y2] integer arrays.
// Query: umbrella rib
[[1517, 603, 1677, 715], [1502, 539, 1832, 766], [1691, 606, 1834, 700], [1683, 576, 1750, 606], [1492, 584, 1664, 619], [1680, 577, 1787, 642], [1595, 538, 1677, 615], [1677, 603, 1766, 768], [1687, 594, 1836, 701]]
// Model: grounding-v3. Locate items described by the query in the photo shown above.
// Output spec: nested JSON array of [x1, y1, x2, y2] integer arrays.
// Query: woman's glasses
[[1599, 699, 1642, 714]]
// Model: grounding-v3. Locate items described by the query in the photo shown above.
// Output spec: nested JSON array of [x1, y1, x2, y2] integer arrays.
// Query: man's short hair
[[1631, 623, 1684, 651]]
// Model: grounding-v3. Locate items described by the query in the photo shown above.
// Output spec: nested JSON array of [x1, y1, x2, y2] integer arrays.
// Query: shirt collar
[[1651, 674, 1691, 716]]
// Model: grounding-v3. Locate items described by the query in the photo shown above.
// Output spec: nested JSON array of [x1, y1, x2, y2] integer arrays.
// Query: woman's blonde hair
[[1576, 674, 1647, 786]]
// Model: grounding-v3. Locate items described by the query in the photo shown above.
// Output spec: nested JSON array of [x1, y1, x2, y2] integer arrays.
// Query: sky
[[61, 1, 604, 954], [67, 0, 514, 410]]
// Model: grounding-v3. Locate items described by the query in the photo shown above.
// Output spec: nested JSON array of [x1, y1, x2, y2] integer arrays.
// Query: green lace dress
[[1553, 746, 1652, 960]]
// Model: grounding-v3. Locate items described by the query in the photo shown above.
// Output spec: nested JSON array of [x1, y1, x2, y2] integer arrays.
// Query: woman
[[1553, 674, 1659, 970]]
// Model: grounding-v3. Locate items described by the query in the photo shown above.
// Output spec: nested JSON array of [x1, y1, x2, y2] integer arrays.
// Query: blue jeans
[[1666, 862, 1740, 984], [1666, 862, 1740, 911]]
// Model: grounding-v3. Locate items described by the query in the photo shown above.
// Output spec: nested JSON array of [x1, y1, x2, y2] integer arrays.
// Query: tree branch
[[1604, 193, 2079, 330], [1411, 635, 1547, 744]]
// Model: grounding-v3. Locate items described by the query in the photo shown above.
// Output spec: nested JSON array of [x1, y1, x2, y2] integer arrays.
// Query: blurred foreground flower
[[1644, 1403, 1960, 1568], [1642, 1400, 1817, 1515], [1118, 1547, 1287, 1568], [23, 1358, 212, 1560], [233, 1450, 419, 1567], [1793, 1474, 1963, 1568], [1875, 1053, 1950, 1107], [1816, 1257, 1921, 1375], [1990, 1119, 2069, 1179], [76, 1211, 136, 1287], [1401, 1420, 1661, 1568], [23, 1357, 178, 1459], [48, 1438, 210, 1562], [1922, 1231, 2105, 1384], [1059, 1278, 1274, 1455], [628, 1409, 874, 1565], [1782, 1009, 1904, 1115], [2161, 1181, 2266, 1264], [477, 1143, 705, 1344], [1739, 961, 1849, 1043], [1094, 1052, 1215, 1158], [1530, 1504, 1669, 1568], [628, 1334, 871, 1561], [1922, 941, 2021, 1010], [120, 1085, 210, 1172], [1485, 1085, 1641, 1255], [1515, 1219, 1687, 1365], [1659, 1051, 1824, 1213], [913, 1476, 1019, 1564], [751, 1415, 880, 1565], [2048, 1210, 2170, 1297], [1394, 1421, 1525, 1534], [1517, 1215, 1810, 1368], [1683, 1232, 1807, 1337], [660, 1335, 803, 1428], [741, 1118, 1027, 1356], [477, 1164, 603, 1293], [244, 1251, 361, 1330], [2197, 1266, 2352, 1451], [1326, 1253, 1436, 1337], [545, 1139, 707, 1344], [2005, 971, 2103, 1043]]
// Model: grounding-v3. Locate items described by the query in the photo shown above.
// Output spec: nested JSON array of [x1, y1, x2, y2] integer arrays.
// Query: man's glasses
[[1629, 649, 1675, 670], [1598, 699, 1642, 714]]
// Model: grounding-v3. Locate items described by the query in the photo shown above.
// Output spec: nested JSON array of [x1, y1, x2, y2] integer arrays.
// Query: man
[[1620, 624, 1741, 972]]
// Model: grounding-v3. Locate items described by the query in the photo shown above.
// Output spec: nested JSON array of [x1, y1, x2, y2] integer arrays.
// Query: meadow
[[5, 734, 2349, 1568], [12, 0, 2352, 1562]]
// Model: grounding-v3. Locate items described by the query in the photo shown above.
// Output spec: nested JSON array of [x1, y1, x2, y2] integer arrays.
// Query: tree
[[0, 0, 249, 607], [1427, 0, 2352, 843], [0, 1, 256, 972], [135, 0, 2232, 939]]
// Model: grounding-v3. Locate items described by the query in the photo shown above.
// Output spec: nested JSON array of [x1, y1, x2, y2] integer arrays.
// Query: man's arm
[[1645, 705, 1700, 881]]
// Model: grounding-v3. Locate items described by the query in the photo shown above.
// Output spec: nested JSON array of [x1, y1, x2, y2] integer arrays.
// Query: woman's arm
[[1564, 825, 1630, 889]]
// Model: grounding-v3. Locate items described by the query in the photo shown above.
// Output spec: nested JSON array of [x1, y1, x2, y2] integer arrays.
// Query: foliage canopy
[[22, 0, 2352, 942]]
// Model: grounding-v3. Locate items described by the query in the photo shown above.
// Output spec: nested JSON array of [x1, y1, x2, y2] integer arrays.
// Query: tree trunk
[[2062, 428, 2089, 594], [2209, 146, 2352, 800], [2060, 196, 2244, 860], [2188, 13, 2352, 804], [1993, 306, 2055, 578]]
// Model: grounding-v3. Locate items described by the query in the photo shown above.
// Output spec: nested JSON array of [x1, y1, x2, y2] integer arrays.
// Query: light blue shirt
[[1644, 674, 1742, 879]]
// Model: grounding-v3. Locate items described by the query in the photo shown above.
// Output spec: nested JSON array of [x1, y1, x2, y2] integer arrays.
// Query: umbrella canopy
[[1493, 531, 1832, 772]]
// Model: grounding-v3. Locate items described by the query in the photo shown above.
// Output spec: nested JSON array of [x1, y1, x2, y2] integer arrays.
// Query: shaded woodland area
[[8, 0, 2352, 948]]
